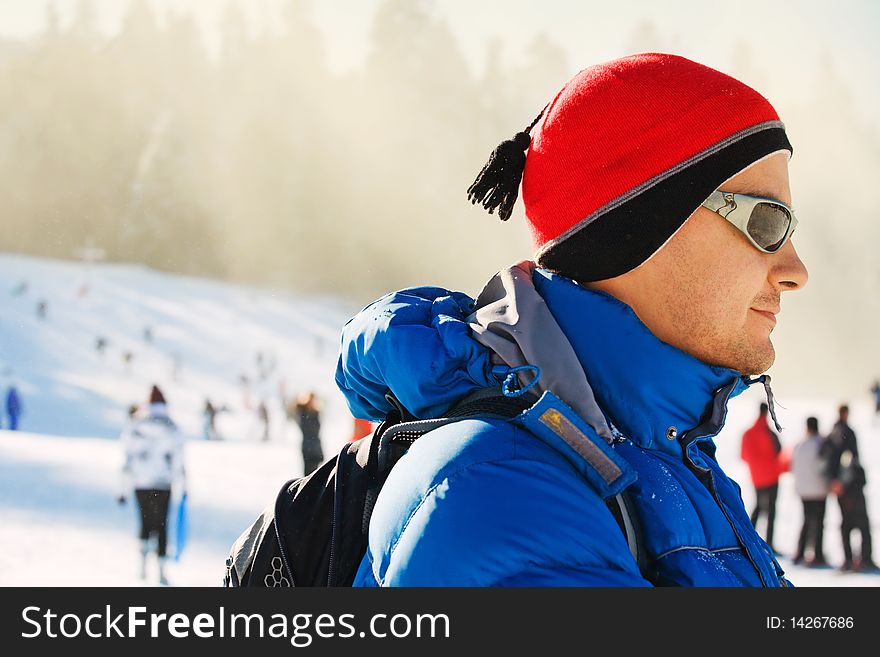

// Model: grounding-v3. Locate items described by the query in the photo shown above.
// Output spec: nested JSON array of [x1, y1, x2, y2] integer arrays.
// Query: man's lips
[[750, 308, 778, 325]]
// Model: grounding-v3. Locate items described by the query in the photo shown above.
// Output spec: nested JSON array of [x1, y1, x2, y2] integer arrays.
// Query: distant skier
[[144, 326, 153, 343], [36, 299, 47, 319], [10, 280, 27, 297], [256, 352, 267, 382], [118, 385, 186, 585], [257, 399, 270, 442], [5, 384, 22, 431], [266, 352, 278, 378], [791, 417, 831, 567], [95, 336, 108, 356], [255, 351, 277, 381], [203, 399, 218, 440], [350, 416, 374, 442], [238, 374, 252, 410], [833, 455, 875, 573], [871, 380, 880, 418], [202, 399, 229, 440], [740, 403, 785, 553], [122, 351, 134, 375], [826, 404, 875, 572], [293, 391, 323, 476]]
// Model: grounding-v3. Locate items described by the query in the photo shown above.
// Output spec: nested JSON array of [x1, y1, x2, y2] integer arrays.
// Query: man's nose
[[771, 239, 808, 291]]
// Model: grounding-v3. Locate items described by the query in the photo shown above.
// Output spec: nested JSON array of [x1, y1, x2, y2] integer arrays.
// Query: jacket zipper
[[684, 447, 777, 587]]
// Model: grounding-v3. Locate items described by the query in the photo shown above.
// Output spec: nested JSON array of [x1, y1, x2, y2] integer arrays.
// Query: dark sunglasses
[[701, 190, 798, 253]]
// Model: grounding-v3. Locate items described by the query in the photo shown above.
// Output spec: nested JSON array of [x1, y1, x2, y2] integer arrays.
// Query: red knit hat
[[468, 53, 792, 282]]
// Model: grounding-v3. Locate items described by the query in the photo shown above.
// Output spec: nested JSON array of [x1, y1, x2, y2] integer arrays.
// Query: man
[[740, 403, 784, 552], [336, 53, 807, 586], [826, 404, 875, 571], [791, 417, 830, 566]]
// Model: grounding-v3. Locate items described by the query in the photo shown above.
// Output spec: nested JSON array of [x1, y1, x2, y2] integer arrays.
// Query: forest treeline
[[0, 0, 575, 297], [0, 0, 877, 319]]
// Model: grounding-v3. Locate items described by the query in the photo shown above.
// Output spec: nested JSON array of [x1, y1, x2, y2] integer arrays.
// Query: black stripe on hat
[[536, 126, 793, 283]]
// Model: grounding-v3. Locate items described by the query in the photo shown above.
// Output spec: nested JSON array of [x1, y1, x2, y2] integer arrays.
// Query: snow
[[0, 252, 877, 586], [0, 431, 297, 586], [0, 252, 359, 586], [0, 252, 355, 441], [714, 391, 880, 586]]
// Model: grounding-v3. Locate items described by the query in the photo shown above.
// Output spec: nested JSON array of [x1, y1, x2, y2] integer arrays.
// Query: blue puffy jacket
[[336, 263, 790, 586]]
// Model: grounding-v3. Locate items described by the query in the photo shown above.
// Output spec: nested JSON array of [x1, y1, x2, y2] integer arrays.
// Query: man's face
[[590, 151, 808, 375]]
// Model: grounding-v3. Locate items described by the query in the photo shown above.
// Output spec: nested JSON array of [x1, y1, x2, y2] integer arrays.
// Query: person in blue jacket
[[5, 384, 22, 431], [336, 54, 808, 587]]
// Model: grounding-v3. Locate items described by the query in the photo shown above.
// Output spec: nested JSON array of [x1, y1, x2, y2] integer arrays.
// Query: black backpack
[[223, 391, 642, 587]]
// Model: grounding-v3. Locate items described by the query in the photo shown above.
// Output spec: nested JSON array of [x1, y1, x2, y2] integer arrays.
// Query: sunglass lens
[[747, 202, 791, 252]]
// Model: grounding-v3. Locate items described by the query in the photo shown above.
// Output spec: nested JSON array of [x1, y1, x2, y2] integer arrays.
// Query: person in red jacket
[[350, 416, 374, 442], [741, 403, 784, 552]]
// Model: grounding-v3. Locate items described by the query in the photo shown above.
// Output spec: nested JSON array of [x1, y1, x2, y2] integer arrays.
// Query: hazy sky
[[0, 0, 877, 397], [1, 0, 878, 128]]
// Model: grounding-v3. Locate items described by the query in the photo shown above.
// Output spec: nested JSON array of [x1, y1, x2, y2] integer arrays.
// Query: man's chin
[[737, 340, 775, 376], [703, 337, 774, 376]]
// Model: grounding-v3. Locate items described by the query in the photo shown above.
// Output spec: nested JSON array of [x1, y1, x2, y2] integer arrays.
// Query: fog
[[0, 0, 877, 398]]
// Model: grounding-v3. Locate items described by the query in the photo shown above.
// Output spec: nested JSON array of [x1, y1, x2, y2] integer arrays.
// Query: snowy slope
[[0, 430, 299, 586], [0, 252, 356, 440], [0, 252, 878, 586], [0, 252, 363, 586]]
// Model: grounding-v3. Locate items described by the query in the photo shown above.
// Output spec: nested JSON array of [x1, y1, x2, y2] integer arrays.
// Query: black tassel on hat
[[467, 109, 545, 221]]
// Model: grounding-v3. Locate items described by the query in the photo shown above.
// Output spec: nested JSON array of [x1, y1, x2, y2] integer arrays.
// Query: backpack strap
[[606, 489, 647, 576], [360, 389, 644, 575], [361, 390, 537, 541]]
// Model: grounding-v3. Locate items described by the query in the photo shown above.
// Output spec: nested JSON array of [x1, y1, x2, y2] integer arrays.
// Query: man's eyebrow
[[737, 188, 784, 202]]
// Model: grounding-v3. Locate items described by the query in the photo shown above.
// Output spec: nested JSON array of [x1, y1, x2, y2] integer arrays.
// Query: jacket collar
[[532, 268, 751, 455]]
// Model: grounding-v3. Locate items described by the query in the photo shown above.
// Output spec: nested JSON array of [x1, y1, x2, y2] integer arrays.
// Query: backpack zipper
[[327, 445, 351, 586], [327, 513, 338, 586], [273, 479, 297, 586]]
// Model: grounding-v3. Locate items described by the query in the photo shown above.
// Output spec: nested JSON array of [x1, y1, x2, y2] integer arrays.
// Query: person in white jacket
[[791, 416, 831, 566], [118, 385, 186, 584]]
